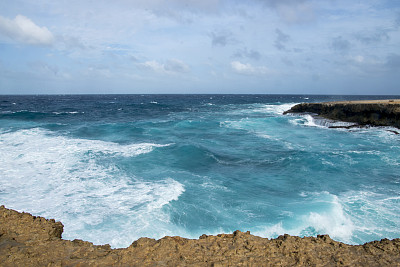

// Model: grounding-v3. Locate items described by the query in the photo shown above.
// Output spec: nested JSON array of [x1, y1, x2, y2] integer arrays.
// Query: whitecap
[[0, 128, 179, 248], [239, 103, 299, 116], [302, 194, 355, 243], [257, 103, 298, 115], [289, 114, 357, 129], [338, 190, 400, 241], [253, 192, 355, 244], [52, 111, 81, 115]]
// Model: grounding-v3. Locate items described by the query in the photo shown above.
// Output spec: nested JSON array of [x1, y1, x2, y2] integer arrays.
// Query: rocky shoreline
[[1, 206, 400, 266], [283, 99, 400, 129]]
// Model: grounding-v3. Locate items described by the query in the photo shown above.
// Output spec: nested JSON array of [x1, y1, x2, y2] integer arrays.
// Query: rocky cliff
[[283, 99, 400, 129], [1, 206, 400, 266]]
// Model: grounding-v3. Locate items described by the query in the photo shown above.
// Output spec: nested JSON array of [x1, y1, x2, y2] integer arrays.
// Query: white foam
[[290, 114, 327, 128], [241, 103, 297, 115], [0, 128, 182, 248], [253, 192, 355, 243], [200, 176, 231, 192], [255, 190, 400, 244], [338, 190, 400, 241], [257, 103, 298, 115], [253, 222, 285, 238], [226, 103, 298, 117], [303, 114, 319, 127], [1, 128, 168, 158], [289, 114, 357, 129], [302, 194, 355, 242], [52, 111, 82, 115]]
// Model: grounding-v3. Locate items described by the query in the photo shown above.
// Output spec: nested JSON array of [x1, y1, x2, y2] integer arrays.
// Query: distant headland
[[284, 99, 400, 129], [1, 206, 400, 266]]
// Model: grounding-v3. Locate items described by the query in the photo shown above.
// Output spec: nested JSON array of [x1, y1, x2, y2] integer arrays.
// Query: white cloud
[[231, 61, 271, 76], [140, 60, 164, 72], [140, 59, 190, 74], [0, 15, 54, 45]]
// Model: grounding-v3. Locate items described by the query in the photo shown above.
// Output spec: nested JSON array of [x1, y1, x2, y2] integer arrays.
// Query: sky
[[0, 0, 399, 94]]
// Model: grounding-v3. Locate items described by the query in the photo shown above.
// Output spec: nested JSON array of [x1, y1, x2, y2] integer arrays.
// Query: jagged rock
[[1, 205, 400, 266], [283, 99, 400, 129]]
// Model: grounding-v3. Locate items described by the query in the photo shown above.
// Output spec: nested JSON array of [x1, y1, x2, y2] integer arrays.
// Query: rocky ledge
[[1, 206, 400, 266], [283, 99, 400, 129]]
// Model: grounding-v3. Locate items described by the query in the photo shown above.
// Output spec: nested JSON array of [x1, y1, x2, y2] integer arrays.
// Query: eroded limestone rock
[[1, 205, 400, 266], [284, 100, 400, 129]]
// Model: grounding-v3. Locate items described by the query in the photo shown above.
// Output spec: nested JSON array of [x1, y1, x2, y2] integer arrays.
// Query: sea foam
[[0, 128, 183, 247], [252, 191, 355, 244]]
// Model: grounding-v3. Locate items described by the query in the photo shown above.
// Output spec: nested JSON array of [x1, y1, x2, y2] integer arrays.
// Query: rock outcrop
[[1, 205, 400, 266], [284, 99, 400, 129]]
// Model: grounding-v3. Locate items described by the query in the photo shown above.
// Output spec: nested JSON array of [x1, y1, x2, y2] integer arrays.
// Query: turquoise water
[[0, 94, 399, 248]]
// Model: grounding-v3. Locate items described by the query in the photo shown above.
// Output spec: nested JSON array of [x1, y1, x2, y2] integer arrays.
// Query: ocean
[[0, 94, 399, 248]]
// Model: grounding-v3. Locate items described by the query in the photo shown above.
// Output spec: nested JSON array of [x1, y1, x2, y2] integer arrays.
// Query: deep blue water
[[0, 94, 399, 248]]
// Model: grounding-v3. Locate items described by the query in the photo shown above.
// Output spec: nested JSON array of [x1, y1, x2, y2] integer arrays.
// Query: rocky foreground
[[284, 99, 400, 129], [1, 206, 400, 266]]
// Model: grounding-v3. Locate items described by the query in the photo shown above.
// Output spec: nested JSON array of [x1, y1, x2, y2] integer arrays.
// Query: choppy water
[[0, 94, 399, 248]]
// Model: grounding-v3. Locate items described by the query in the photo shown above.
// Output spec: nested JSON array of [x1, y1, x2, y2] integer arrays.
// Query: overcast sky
[[0, 0, 399, 94]]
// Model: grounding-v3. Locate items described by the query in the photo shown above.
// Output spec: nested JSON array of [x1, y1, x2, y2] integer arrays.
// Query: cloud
[[355, 29, 389, 45], [139, 59, 190, 74], [231, 61, 270, 76], [210, 30, 235, 47], [331, 36, 351, 53], [129, 0, 222, 16], [164, 59, 190, 73], [351, 55, 365, 64], [0, 15, 54, 45], [140, 61, 165, 72], [274, 28, 290, 51], [281, 57, 293, 66], [59, 35, 88, 50], [261, 0, 305, 6], [395, 12, 400, 28], [233, 48, 261, 60], [337, 55, 384, 76], [385, 54, 400, 71], [259, 0, 315, 24]]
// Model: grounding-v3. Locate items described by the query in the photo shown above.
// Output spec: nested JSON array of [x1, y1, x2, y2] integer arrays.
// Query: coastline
[[283, 99, 400, 129], [1, 206, 400, 266]]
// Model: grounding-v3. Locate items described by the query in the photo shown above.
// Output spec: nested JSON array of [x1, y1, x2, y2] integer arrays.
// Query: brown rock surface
[[1, 205, 400, 266], [283, 99, 400, 129]]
